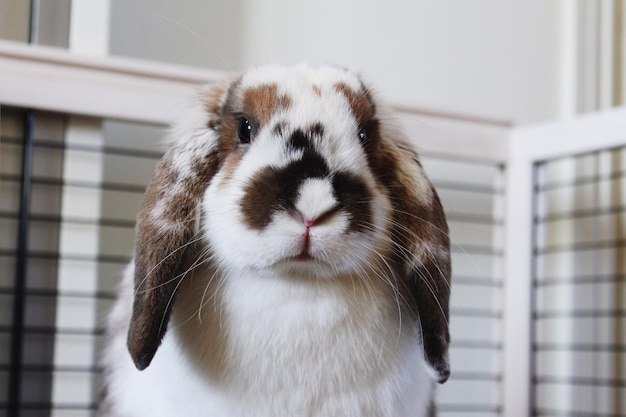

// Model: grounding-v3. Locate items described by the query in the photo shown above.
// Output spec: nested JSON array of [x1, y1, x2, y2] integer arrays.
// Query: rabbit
[[98, 64, 451, 417]]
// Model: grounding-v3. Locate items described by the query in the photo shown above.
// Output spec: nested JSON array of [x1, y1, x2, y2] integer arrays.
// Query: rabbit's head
[[128, 64, 451, 383]]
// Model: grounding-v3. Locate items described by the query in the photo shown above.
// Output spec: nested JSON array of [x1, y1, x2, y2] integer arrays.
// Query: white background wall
[[109, 0, 565, 125]]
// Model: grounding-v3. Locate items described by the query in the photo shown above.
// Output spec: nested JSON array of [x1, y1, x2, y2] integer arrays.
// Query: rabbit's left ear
[[408, 188, 451, 383], [127, 80, 231, 370], [379, 142, 451, 384]]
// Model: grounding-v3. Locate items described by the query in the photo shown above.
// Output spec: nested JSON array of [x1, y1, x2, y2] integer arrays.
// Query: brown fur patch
[[372, 139, 451, 382], [242, 84, 292, 125], [202, 81, 231, 128], [218, 116, 238, 157], [129, 143, 222, 370], [173, 260, 231, 381], [334, 82, 376, 123]]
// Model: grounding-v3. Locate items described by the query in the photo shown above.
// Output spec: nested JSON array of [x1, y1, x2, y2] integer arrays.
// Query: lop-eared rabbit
[[99, 64, 450, 417]]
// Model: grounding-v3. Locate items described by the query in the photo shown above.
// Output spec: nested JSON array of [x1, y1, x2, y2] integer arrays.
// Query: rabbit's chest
[[171, 269, 433, 417], [219, 273, 412, 406]]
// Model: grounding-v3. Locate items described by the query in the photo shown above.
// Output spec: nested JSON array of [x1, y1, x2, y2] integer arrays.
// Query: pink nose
[[290, 205, 340, 228]]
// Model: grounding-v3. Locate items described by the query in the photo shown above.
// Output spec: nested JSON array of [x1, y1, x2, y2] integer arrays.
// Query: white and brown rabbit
[[99, 64, 450, 417]]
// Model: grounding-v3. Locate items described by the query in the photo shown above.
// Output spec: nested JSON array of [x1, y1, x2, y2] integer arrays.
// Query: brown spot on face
[[334, 82, 376, 123], [242, 84, 292, 125], [334, 82, 381, 160], [216, 112, 240, 163], [312, 84, 322, 96]]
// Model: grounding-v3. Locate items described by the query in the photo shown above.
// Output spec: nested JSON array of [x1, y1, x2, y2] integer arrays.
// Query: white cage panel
[[533, 147, 626, 417]]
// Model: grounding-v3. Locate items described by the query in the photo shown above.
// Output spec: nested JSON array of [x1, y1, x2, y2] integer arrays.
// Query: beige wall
[[0, 0, 31, 42], [0, 0, 70, 47], [108, 0, 564, 125], [237, 0, 563, 125], [109, 0, 244, 71]]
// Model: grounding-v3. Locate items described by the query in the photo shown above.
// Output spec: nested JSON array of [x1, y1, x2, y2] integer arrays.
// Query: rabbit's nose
[[292, 178, 339, 226], [289, 205, 341, 229]]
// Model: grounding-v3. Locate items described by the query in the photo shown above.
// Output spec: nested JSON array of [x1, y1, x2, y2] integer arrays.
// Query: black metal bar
[[0, 287, 117, 300], [529, 161, 542, 416], [534, 343, 626, 353], [0, 135, 164, 159], [536, 166, 626, 192], [0, 173, 148, 194], [8, 6, 39, 411], [536, 274, 626, 286], [8, 111, 35, 417], [536, 204, 626, 223], [536, 239, 626, 255], [0, 211, 137, 229], [0, 325, 106, 336], [0, 249, 132, 265], [534, 309, 626, 319], [533, 376, 626, 387], [1, 402, 100, 411], [535, 409, 626, 417], [28, 0, 39, 44]]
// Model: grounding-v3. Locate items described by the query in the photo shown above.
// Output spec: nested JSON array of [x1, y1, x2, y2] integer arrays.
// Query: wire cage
[[532, 148, 626, 416], [0, 110, 165, 415]]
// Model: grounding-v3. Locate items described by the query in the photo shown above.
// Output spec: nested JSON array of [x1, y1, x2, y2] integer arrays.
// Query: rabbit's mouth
[[293, 251, 314, 262], [280, 247, 325, 267]]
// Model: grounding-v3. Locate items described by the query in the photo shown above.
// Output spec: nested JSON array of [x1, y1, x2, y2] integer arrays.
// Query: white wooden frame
[[2, 39, 626, 416], [0, 40, 226, 124], [504, 107, 626, 417], [0, 40, 507, 162]]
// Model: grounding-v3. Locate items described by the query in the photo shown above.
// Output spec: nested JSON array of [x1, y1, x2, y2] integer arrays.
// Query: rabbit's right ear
[[127, 80, 232, 370]]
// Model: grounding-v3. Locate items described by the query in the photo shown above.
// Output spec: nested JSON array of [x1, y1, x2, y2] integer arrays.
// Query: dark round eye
[[238, 119, 253, 144], [358, 128, 367, 143]]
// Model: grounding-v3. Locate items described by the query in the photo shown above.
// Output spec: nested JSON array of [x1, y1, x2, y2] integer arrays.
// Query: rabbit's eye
[[358, 128, 367, 143], [238, 119, 254, 144]]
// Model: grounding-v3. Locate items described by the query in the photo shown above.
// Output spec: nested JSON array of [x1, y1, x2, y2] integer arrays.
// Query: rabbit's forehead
[[236, 65, 372, 126], [239, 65, 363, 95]]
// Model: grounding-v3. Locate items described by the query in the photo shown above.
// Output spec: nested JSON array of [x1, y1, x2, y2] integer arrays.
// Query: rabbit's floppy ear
[[127, 80, 231, 370], [378, 141, 451, 383], [408, 189, 451, 383]]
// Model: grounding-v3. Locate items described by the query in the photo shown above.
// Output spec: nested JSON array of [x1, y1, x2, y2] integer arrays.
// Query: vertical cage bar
[[28, 0, 40, 44], [9, 4, 40, 414], [8, 111, 35, 417], [529, 161, 541, 416]]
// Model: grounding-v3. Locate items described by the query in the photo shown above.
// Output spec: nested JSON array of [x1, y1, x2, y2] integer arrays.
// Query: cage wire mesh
[[533, 147, 626, 417], [0, 109, 164, 416]]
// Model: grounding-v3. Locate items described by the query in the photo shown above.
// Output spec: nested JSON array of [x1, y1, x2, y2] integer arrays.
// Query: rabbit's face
[[129, 65, 450, 382], [202, 65, 392, 277]]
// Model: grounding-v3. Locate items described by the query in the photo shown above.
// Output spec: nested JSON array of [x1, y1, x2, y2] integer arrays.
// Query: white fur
[[103, 264, 434, 417]]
